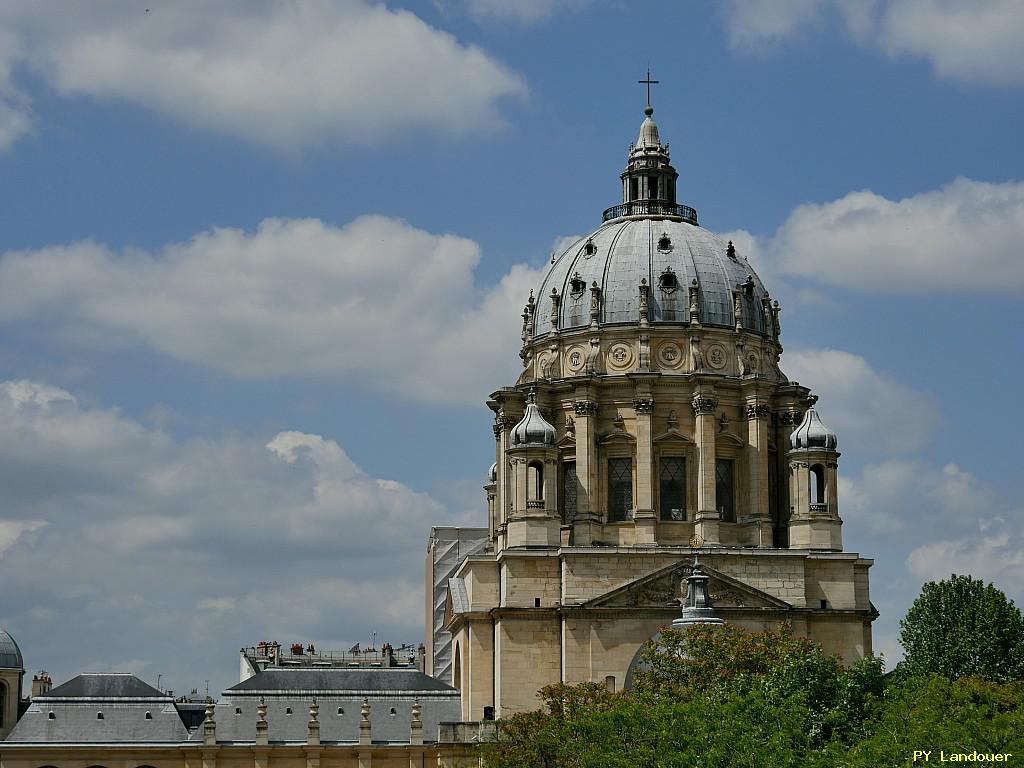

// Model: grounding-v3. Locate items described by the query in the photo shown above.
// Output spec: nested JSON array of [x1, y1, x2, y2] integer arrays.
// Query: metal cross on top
[[639, 68, 659, 107]]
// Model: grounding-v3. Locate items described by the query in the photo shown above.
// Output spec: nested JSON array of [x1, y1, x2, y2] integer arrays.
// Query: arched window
[[810, 464, 826, 505], [453, 643, 462, 691], [527, 461, 544, 502], [96, 712, 104, 720], [0, 680, 6, 727], [144, 711, 152, 720]]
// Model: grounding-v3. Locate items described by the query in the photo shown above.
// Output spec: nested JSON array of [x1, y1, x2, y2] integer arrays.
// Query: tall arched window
[[0, 680, 6, 728], [453, 643, 462, 690], [810, 464, 826, 505], [527, 461, 544, 502]]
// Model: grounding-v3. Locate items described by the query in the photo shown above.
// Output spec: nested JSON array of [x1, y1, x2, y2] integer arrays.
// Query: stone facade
[[439, 104, 876, 718]]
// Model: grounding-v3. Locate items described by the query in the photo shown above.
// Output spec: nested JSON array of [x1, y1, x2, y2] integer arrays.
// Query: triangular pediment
[[718, 430, 745, 447], [653, 428, 693, 444], [599, 428, 636, 445], [582, 560, 792, 610]]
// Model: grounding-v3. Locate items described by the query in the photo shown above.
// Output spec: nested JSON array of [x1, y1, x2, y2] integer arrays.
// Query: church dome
[[790, 407, 838, 451], [530, 103, 772, 339], [533, 220, 770, 337], [0, 626, 23, 669], [510, 395, 556, 447]]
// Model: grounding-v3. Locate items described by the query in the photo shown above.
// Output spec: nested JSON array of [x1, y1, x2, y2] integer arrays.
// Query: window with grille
[[659, 457, 686, 520], [716, 458, 735, 523], [562, 461, 578, 522], [607, 457, 633, 522]]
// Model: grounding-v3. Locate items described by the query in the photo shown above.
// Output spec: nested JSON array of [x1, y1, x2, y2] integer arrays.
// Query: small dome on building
[[0, 626, 24, 669], [790, 407, 838, 451], [510, 393, 556, 447], [487, 462, 497, 483]]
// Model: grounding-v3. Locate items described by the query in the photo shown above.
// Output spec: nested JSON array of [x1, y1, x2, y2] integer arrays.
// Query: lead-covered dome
[[533, 220, 770, 336], [0, 626, 24, 669], [791, 407, 838, 451], [510, 395, 557, 447], [530, 103, 772, 339]]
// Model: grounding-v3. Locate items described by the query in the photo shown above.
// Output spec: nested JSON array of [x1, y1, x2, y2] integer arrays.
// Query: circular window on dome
[[659, 267, 678, 293], [657, 233, 672, 252]]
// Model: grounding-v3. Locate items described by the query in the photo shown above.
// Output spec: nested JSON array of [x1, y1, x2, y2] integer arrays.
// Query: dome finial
[[639, 68, 659, 114]]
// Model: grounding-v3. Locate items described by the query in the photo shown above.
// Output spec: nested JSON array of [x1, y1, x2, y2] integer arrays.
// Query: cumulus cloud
[[783, 348, 938, 454], [0, 216, 544, 405], [0, 378, 468, 690], [454, 0, 589, 24], [880, 0, 1024, 86], [0, 1, 526, 152], [723, 0, 1024, 86], [906, 516, 1024, 603], [756, 178, 1024, 294]]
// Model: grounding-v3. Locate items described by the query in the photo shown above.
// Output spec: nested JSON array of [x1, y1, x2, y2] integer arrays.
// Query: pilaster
[[744, 397, 773, 547], [692, 387, 719, 544], [572, 397, 600, 545], [632, 395, 656, 545]]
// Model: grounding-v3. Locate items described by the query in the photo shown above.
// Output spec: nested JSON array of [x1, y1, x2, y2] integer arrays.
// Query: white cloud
[[906, 517, 1024, 603], [0, 216, 544, 405], [723, 0, 826, 47], [0, 0, 526, 152], [783, 348, 938, 454], [764, 178, 1024, 293], [455, 0, 588, 24], [839, 460, 994, 537], [880, 0, 1024, 86], [723, 0, 1024, 86], [0, 377, 470, 688]]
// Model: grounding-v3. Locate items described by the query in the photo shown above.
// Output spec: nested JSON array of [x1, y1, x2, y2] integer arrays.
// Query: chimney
[[31, 673, 53, 698]]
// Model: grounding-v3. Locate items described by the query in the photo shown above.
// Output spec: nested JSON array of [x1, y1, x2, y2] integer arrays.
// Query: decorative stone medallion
[[565, 345, 586, 373], [657, 341, 683, 370], [706, 343, 728, 370], [607, 342, 634, 371]]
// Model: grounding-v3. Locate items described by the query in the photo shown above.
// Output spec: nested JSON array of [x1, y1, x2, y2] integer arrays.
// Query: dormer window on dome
[[659, 266, 678, 292], [583, 238, 596, 257], [569, 272, 586, 297], [658, 233, 672, 252]]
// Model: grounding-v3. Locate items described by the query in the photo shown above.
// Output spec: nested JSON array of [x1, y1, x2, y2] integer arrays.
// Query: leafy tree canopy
[[899, 574, 1024, 682]]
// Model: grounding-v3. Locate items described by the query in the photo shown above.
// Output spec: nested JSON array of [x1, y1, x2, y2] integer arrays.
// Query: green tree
[[899, 574, 1024, 682]]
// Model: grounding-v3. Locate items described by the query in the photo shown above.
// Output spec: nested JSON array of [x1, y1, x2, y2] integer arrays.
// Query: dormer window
[[657, 234, 672, 252], [583, 239, 596, 257], [659, 267, 678, 293], [96, 712, 104, 720], [48, 711, 55, 720], [569, 272, 586, 298], [145, 711, 152, 720]]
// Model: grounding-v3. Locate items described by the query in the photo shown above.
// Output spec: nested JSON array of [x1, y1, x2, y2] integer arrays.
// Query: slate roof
[[44, 672, 167, 699], [5, 674, 189, 743], [227, 667, 457, 694]]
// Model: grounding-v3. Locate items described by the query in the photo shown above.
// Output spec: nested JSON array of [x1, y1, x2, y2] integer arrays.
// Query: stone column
[[632, 396, 656, 545], [692, 388, 719, 544], [572, 398, 600, 545], [493, 411, 516, 551], [745, 400, 773, 547]]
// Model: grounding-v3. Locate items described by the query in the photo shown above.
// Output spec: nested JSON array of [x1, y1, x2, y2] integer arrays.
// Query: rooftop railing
[[602, 200, 698, 224]]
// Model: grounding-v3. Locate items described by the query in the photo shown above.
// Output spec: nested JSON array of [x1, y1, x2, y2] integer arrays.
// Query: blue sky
[[1, 0, 1022, 695]]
